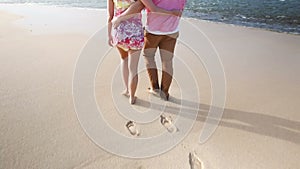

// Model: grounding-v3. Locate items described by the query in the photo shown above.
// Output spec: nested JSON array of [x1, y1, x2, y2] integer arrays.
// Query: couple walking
[[107, 0, 186, 104]]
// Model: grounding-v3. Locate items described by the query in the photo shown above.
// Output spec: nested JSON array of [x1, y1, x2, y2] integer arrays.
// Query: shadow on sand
[[134, 97, 300, 144]]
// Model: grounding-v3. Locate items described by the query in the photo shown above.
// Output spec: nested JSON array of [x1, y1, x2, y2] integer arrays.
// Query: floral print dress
[[112, 0, 144, 51]]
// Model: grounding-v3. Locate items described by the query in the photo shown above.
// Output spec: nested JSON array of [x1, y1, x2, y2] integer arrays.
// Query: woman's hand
[[108, 34, 114, 47], [107, 21, 114, 47], [107, 0, 114, 46], [171, 9, 183, 17]]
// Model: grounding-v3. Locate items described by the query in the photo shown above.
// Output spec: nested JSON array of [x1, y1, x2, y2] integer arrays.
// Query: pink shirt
[[145, 0, 186, 35]]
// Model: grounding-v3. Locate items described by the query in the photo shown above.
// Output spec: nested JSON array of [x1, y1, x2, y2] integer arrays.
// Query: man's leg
[[158, 33, 178, 100], [143, 32, 162, 90]]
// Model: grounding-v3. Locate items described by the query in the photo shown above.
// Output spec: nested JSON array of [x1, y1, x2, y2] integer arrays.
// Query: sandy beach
[[0, 4, 300, 169]]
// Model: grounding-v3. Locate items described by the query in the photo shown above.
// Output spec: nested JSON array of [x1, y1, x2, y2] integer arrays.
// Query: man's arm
[[120, 0, 145, 16], [111, 1, 144, 27], [112, 0, 144, 27]]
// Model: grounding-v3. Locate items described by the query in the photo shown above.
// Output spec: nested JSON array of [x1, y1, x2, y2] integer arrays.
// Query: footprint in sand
[[126, 121, 140, 136], [189, 152, 202, 169], [160, 115, 178, 133]]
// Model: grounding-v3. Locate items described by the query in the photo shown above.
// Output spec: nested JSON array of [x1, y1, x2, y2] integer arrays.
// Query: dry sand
[[0, 4, 300, 169]]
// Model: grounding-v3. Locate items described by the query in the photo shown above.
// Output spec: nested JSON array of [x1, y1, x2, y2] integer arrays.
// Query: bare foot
[[147, 87, 160, 97], [121, 90, 129, 97], [189, 152, 202, 169], [160, 115, 178, 133], [129, 96, 137, 105], [160, 91, 169, 101], [125, 121, 140, 136]]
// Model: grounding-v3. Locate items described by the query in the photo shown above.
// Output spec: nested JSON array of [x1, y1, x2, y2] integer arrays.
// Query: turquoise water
[[1, 0, 299, 34], [184, 0, 300, 34]]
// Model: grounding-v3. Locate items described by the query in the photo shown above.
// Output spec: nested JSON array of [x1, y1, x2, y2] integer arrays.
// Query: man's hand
[[112, 16, 122, 28]]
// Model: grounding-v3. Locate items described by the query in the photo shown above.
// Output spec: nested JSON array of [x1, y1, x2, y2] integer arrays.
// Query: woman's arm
[[107, 0, 114, 46], [119, 0, 181, 17], [140, 0, 182, 16], [113, 0, 181, 27]]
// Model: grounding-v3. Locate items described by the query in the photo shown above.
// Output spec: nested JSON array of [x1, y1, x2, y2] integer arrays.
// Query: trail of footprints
[[125, 115, 202, 169], [125, 121, 140, 136], [160, 115, 178, 133], [125, 114, 178, 137], [189, 152, 202, 169]]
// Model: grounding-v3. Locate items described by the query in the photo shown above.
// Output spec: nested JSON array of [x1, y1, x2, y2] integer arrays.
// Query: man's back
[[145, 0, 186, 35]]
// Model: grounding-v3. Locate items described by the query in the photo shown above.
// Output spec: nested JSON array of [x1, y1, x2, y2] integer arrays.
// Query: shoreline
[[185, 17, 300, 36], [0, 3, 299, 36]]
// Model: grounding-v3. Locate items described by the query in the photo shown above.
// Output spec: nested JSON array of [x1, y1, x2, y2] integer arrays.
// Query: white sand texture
[[0, 4, 300, 169]]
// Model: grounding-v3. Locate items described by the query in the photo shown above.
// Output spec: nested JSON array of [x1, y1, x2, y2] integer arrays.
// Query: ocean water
[[1, 0, 299, 34]]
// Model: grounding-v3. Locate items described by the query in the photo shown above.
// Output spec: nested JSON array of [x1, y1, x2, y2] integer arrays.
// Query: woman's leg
[[128, 49, 141, 104], [117, 47, 129, 96]]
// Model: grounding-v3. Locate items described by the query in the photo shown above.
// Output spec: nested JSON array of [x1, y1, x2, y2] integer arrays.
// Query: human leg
[[143, 32, 162, 90], [117, 47, 129, 96], [158, 33, 178, 100], [128, 49, 141, 104]]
